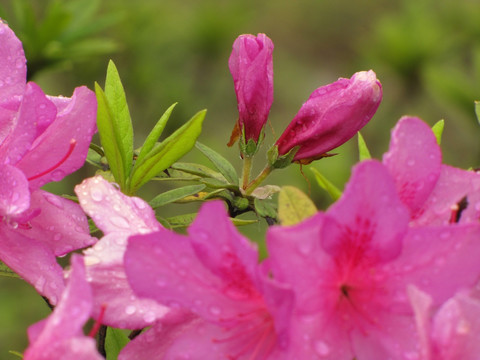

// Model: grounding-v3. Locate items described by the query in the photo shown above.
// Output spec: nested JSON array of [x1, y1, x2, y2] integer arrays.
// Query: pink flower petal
[[414, 165, 480, 225], [323, 160, 410, 264], [0, 21, 26, 111], [188, 201, 260, 290], [75, 175, 161, 234], [388, 225, 480, 304], [15, 190, 95, 256], [383, 116, 442, 218], [0, 223, 64, 304], [0, 163, 30, 217], [17, 86, 97, 189], [0, 82, 56, 165], [84, 234, 170, 329], [125, 230, 256, 323], [24, 255, 102, 360]]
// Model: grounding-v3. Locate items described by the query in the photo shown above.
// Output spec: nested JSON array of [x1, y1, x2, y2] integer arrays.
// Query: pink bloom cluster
[[4, 23, 480, 360], [29, 116, 480, 359], [0, 21, 97, 304]]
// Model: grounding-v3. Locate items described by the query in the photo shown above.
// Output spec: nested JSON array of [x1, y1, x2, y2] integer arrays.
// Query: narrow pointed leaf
[[128, 110, 206, 193], [105, 327, 129, 360], [149, 184, 206, 209], [432, 119, 444, 145], [136, 103, 177, 167], [171, 162, 226, 181], [95, 82, 126, 188], [195, 142, 238, 184], [0, 261, 19, 278], [311, 167, 342, 201], [104, 60, 134, 178], [475, 100, 480, 125], [278, 186, 317, 226], [357, 131, 372, 161]]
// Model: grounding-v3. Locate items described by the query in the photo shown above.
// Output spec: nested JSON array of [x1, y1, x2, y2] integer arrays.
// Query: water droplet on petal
[[53, 233, 62, 241], [314, 341, 330, 356], [143, 312, 156, 323], [209, 306, 221, 316], [110, 216, 129, 229], [125, 305, 136, 315], [407, 159, 415, 167], [51, 169, 66, 181], [90, 189, 103, 202]]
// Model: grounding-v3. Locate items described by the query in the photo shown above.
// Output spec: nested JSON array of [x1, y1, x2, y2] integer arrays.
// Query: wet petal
[[0, 163, 30, 217], [84, 233, 170, 329], [383, 116, 442, 218], [18, 86, 97, 189], [16, 190, 95, 256], [75, 175, 160, 234], [0, 21, 26, 111], [0, 224, 64, 304]]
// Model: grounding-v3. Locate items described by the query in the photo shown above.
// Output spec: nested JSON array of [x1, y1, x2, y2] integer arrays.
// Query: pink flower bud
[[275, 70, 382, 163], [228, 33, 274, 145]]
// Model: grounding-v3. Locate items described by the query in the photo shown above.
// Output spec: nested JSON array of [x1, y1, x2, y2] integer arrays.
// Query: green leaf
[[128, 110, 206, 193], [149, 184, 206, 209], [95, 83, 127, 189], [254, 198, 277, 219], [136, 103, 177, 167], [8, 350, 23, 358], [104, 60, 134, 178], [278, 186, 317, 226], [357, 132, 372, 161], [476, 101, 480, 125], [311, 168, 342, 201], [158, 213, 197, 229], [171, 162, 225, 181], [195, 142, 238, 184], [431, 119, 445, 145], [105, 327, 130, 360], [0, 262, 19, 278], [199, 178, 238, 191]]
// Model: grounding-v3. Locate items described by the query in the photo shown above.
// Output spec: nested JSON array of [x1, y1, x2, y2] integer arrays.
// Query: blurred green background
[[2, 0, 480, 355]]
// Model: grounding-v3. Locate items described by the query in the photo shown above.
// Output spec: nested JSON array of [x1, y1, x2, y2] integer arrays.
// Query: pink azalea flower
[[228, 33, 274, 146], [275, 70, 382, 163], [409, 285, 480, 360], [267, 160, 480, 359], [0, 21, 97, 303], [122, 201, 295, 359], [23, 255, 103, 360], [383, 116, 480, 225], [75, 175, 170, 329]]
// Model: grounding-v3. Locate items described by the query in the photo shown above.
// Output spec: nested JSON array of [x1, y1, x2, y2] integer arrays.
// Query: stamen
[[88, 304, 107, 337], [27, 139, 77, 181], [449, 196, 468, 224]]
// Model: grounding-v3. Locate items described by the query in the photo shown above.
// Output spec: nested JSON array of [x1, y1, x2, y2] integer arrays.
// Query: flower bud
[[275, 70, 382, 164], [228, 33, 274, 148]]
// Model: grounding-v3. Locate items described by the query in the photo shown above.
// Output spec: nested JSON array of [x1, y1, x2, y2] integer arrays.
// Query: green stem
[[241, 155, 253, 190], [244, 165, 273, 195]]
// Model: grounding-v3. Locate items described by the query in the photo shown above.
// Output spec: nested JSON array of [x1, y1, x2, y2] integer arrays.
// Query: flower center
[[213, 307, 277, 360]]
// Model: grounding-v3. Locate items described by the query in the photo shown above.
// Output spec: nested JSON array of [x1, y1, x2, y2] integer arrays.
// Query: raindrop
[[110, 216, 129, 229], [45, 194, 64, 209], [407, 159, 415, 167], [53, 233, 62, 241], [143, 312, 156, 323], [15, 58, 24, 69], [125, 305, 136, 315], [314, 341, 330, 356], [156, 277, 167, 287], [90, 189, 103, 202], [209, 306, 221, 316], [51, 169, 66, 181]]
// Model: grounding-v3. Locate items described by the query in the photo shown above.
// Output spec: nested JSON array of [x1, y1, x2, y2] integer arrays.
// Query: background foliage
[[1, 0, 480, 354]]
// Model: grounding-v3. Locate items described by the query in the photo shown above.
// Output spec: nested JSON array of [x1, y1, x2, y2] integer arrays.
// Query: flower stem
[[241, 155, 253, 190], [244, 165, 273, 195]]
